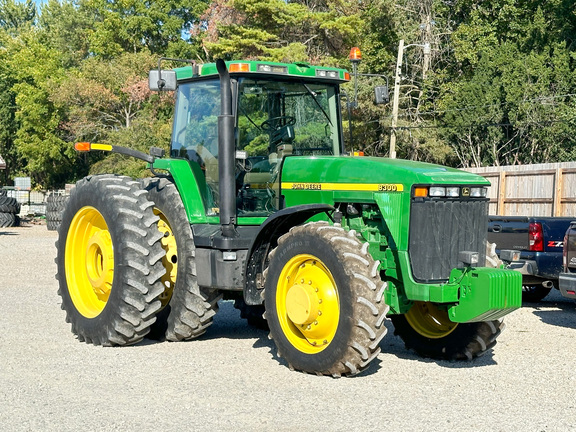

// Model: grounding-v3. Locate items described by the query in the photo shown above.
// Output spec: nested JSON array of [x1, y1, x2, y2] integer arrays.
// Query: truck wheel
[[390, 302, 504, 360], [141, 177, 221, 341], [233, 298, 268, 330], [264, 222, 389, 377], [522, 284, 552, 302], [56, 175, 166, 346]]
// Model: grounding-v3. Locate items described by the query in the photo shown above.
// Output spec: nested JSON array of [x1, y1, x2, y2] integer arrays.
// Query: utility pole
[[389, 40, 430, 159], [389, 39, 404, 159]]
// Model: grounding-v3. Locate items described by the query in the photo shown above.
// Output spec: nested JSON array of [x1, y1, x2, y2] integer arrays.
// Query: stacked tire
[[0, 190, 20, 227], [46, 194, 69, 231]]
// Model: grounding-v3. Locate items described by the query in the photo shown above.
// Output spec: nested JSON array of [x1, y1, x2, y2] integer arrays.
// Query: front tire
[[264, 222, 389, 377], [141, 177, 221, 341], [233, 298, 268, 330], [391, 302, 504, 360], [56, 175, 166, 346]]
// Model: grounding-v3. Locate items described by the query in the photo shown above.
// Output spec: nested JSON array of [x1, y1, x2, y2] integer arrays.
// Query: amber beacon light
[[349, 46, 362, 62]]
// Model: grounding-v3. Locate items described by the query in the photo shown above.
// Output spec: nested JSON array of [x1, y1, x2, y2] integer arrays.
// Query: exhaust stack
[[216, 59, 237, 238]]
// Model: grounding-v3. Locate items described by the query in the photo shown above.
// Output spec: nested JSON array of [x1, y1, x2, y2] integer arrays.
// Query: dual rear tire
[[56, 175, 219, 346], [56, 175, 166, 345]]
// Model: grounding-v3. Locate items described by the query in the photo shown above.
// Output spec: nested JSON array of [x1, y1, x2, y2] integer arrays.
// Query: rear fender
[[151, 158, 209, 223], [243, 204, 334, 305]]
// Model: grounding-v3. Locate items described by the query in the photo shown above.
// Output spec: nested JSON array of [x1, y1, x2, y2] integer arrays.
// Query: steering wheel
[[260, 116, 296, 132]]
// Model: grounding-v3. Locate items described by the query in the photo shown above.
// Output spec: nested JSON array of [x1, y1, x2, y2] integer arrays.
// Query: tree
[[51, 52, 175, 178], [80, 0, 209, 58], [0, 0, 35, 32], [4, 28, 75, 188], [198, 0, 365, 65]]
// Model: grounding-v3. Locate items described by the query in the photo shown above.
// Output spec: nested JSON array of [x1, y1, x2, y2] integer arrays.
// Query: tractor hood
[[280, 156, 489, 190]]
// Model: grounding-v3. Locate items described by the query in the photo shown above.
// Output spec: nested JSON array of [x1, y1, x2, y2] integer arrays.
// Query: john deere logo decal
[[281, 182, 404, 192], [462, 187, 471, 197]]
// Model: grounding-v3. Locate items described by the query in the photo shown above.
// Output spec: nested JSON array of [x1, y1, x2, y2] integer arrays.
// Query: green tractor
[[56, 58, 522, 377]]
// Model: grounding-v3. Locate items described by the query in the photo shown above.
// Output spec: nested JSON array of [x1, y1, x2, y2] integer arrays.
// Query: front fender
[[243, 204, 334, 305]]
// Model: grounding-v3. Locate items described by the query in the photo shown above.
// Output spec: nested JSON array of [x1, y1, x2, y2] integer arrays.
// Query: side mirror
[[374, 85, 389, 104], [148, 69, 177, 91]]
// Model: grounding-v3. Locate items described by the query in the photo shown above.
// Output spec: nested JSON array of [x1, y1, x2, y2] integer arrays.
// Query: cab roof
[[174, 60, 350, 84]]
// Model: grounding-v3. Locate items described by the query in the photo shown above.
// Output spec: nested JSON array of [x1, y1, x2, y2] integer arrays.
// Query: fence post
[[554, 168, 563, 217], [498, 171, 506, 215]]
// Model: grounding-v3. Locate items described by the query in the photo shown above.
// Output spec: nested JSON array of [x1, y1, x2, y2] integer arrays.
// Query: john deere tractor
[[56, 58, 521, 377]]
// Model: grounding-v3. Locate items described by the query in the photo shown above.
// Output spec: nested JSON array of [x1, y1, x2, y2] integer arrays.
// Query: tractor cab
[[167, 61, 348, 218]]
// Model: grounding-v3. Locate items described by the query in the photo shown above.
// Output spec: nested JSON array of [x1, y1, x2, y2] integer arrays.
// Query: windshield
[[237, 78, 341, 157]]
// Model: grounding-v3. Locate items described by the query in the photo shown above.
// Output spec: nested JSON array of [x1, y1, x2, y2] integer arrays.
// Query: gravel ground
[[1, 223, 575, 432]]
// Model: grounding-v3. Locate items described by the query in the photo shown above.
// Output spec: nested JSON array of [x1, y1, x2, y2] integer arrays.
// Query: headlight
[[429, 186, 446, 197], [446, 187, 460, 197], [470, 187, 487, 197]]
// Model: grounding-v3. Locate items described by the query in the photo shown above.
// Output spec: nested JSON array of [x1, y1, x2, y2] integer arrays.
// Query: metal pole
[[390, 39, 404, 159], [352, 61, 359, 108]]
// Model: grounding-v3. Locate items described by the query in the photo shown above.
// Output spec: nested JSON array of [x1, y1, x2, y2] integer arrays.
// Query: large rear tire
[[390, 302, 504, 360], [56, 175, 166, 346], [264, 222, 389, 377], [141, 177, 220, 341]]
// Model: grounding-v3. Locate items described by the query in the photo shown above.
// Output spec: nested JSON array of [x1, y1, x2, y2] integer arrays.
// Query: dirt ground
[[1, 223, 575, 431]]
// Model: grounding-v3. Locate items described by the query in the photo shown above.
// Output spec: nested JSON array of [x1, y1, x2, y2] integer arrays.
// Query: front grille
[[409, 199, 488, 282]]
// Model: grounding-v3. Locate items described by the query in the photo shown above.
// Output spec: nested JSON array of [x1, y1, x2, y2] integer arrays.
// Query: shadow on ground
[[525, 290, 576, 329]]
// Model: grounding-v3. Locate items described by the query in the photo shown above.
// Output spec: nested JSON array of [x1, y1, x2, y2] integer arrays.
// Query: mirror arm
[[156, 57, 198, 90]]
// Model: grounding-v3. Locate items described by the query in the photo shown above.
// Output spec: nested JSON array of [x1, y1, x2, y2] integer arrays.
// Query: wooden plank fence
[[464, 162, 576, 217]]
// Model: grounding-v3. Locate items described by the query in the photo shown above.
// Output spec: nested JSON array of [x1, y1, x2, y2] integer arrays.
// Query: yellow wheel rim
[[405, 302, 458, 339], [65, 206, 114, 318], [276, 254, 339, 354], [155, 209, 177, 308]]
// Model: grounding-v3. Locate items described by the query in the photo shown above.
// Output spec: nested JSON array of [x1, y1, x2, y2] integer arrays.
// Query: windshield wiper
[[303, 84, 332, 127]]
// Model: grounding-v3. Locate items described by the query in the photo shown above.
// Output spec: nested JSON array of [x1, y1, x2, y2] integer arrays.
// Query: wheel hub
[[65, 206, 114, 318], [85, 230, 114, 297], [277, 255, 340, 353], [285, 283, 319, 325]]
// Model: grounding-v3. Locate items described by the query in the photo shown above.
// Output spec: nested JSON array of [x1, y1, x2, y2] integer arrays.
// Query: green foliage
[[0, 0, 35, 32], [199, 0, 365, 65], [39, 0, 93, 68], [79, 0, 208, 58], [2, 27, 76, 188]]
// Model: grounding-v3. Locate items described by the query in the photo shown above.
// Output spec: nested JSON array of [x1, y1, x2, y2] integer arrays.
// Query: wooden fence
[[464, 162, 576, 217]]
